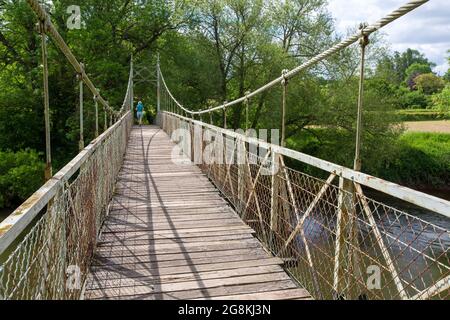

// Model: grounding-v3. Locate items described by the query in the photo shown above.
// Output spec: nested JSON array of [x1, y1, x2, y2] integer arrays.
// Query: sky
[[327, 0, 450, 75]]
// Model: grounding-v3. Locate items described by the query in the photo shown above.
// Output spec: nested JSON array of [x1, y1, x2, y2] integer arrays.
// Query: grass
[[383, 132, 450, 188], [287, 129, 450, 189], [395, 109, 450, 122]]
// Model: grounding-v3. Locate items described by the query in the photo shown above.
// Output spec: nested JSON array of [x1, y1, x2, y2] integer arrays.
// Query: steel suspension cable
[[158, 0, 429, 116], [27, 0, 120, 117]]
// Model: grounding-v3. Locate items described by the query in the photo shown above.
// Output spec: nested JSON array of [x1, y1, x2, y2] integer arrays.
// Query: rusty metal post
[[157, 54, 161, 115], [281, 69, 288, 147], [354, 24, 369, 172], [94, 91, 99, 138], [333, 177, 353, 299], [104, 109, 107, 131], [130, 55, 134, 111], [245, 91, 250, 131], [333, 23, 369, 300], [78, 63, 85, 151], [223, 103, 227, 129], [39, 20, 52, 181]]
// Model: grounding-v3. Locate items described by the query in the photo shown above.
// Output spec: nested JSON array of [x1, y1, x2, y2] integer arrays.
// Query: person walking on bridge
[[136, 100, 144, 126]]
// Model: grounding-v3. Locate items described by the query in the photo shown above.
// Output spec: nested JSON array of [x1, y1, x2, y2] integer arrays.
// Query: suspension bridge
[[0, 0, 449, 300]]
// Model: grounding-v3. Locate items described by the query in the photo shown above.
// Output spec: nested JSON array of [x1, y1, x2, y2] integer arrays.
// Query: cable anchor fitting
[[359, 22, 370, 48], [281, 69, 289, 86]]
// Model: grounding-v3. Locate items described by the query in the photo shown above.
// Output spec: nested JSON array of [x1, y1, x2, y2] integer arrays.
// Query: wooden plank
[[86, 272, 293, 299], [92, 248, 272, 266], [90, 258, 284, 280], [199, 288, 311, 300], [85, 126, 310, 301], [93, 239, 262, 256], [100, 225, 254, 237], [98, 233, 254, 246], [88, 280, 299, 300]]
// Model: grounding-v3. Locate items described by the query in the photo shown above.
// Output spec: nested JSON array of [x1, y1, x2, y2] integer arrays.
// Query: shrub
[[415, 73, 445, 95], [432, 85, 450, 112], [397, 87, 429, 109], [0, 150, 45, 209]]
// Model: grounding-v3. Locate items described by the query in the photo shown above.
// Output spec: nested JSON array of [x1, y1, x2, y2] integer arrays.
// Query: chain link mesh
[[161, 112, 450, 300], [0, 113, 133, 300]]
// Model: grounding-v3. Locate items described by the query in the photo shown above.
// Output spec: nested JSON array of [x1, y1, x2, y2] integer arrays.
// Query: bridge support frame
[[332, 177, 365, 300], [78, 63, 85, 151], [94, 92, 99, 138], [38, 19, 52, 181], [353, 23, 369, 172]]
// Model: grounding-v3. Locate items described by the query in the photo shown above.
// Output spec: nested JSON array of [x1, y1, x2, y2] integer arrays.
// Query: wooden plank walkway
[[84, 126, 311, 300]]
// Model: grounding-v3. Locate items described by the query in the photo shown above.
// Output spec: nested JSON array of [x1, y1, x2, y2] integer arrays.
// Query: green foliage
[[0, 150, 45, 209], [0, 0, 448, 209], [404, 63, 433, 89], [395, 109, 450, 121], [381, 133, 450, 187], [376, 49, 436, 85], [414, 73, 445, 94], [431, 84, 450, 112], [396, 86, 429, 109]]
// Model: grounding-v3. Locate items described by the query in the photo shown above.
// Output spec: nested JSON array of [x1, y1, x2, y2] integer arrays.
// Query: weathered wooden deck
[[84, 126, 311, 300]]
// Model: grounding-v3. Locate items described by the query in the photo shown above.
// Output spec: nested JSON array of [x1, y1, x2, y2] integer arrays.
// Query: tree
[[415, 73, 445, 95], [444, 50, 450, 82], [432, 84, 450, 112], [405, 63, 432, 89], [393, 48, 435, 83]]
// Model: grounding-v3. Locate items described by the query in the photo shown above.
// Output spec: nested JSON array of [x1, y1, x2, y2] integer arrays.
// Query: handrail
[[0, 111, 132, 255], [26, 0, 119, 116], [159, 0, 429, 115], [163, 111, 450, 218]]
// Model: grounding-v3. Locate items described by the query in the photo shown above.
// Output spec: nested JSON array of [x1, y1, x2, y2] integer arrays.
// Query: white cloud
[[328, 0, 450, 75]]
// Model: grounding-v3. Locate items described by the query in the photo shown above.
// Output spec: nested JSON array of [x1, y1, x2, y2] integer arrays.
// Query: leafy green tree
[[415, 73, 445, 95], [432, 84, 450, 112], [396, 87, 429, 109], [404, 63, 432, 89], [394, 48, 435, 83], [444, 50, 450, 82], [0, 150, 45, 209]]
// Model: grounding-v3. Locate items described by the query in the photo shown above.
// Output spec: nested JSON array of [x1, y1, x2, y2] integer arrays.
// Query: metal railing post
[[78, 63, 85, 151], [245, 91, 250, 132], [354, 24, 369, 172], [333, 177, 353, 299], [157, 54, 161, 114], [104, 109, 107, 131], [333, 24, 369, 300], [130, 55, 134, 111], [94, 91, 99, 138], [223, 102, 227, 129], [270, 149, 280, 250], [281, 70, 288, 147], [39, 20, 52, 181]]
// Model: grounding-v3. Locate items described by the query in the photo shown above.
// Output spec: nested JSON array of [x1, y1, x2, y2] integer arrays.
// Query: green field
[[383, 132, 450, 188]]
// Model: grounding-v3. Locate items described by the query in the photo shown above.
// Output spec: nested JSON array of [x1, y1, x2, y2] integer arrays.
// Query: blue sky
[[328, 0, 450, 75]]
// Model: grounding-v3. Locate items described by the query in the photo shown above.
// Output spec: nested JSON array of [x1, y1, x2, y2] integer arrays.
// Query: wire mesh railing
[[0, 0, 135, 300], [0, 112, 133, 300], [161, 112, 450, 300], [156, 0, 449, 300]]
